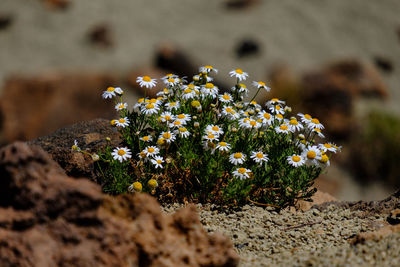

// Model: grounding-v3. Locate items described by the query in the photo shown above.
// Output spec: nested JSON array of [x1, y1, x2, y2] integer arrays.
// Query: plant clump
[[73, 66, 340, 208]]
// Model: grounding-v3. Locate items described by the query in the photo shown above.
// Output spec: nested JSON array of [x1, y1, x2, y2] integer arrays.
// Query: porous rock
[[29, 118, 121, 183], [0, 142, 239, 266]]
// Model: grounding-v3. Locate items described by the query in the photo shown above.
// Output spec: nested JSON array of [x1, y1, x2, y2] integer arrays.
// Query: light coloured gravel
[[163, 203, 399, 267]]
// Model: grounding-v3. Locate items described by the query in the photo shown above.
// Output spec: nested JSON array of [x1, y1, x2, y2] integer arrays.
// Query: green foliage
[[73, 66, 340, 208]]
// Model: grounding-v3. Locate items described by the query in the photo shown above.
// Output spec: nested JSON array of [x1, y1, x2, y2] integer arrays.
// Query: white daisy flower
[[114, 87, 123, 95], [312, 128, 325, 138], [274, 114, 284, 122], [159, 131, 176, 143], [205, 125, 224, 136], [141, 103, 160, 116], [319, 153, 330, 167], [111, 147, 132, 162], [216, 141, 231, 152], [183, 83, 200, 91], [151, 156, 164, 169], [143, 146, 160, 158], [298, 113, 313, 124], [203, 133, 219, 142], [266, 98, 285, 107], [163, 77, 180, 87], [252, 81, 271, 92], [165, 101, 180, 111], [136, 75, 157, 89], [138, 150, 149, 162], [250, 151, 269, 165], [302, 146, 322, 165], [182, 88, 197, 100], [229, 68, 249, 81], [258, 111, 273, 125], [201, 83, 219, 98], [175, 127, 190, 138], [161, 73, 178, 82], [288, 118, 304, 132], [115, 102, 128, 111], [71, 140, 81, 151], [157, 88, 171, 97], [248, 101, 262, 110], [232, 167, 251, 180], [140, 135, 153, 142], [219, 93, 233, 103], [170, 119, 186, 129], [159, 111, 175, 123], [287, 154, 305, 167], [239, 118, 261, 129], [221, 106, 239, 120], [133, 98, 145, 111], [269, 104, 285, 115], [318, 143, 338, 153], [199, 65, 218, 74], [307, 118, 324, 130], [175, 113, 191, 123], [102, 87, 117, 99], [116, 117, 130, 128], [231, 83, 249, 95], [275, 123, 291, 134], [229, 152, 246, 165]]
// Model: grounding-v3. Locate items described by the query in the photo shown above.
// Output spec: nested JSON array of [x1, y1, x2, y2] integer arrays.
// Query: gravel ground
[[163, 204, 399, 267]]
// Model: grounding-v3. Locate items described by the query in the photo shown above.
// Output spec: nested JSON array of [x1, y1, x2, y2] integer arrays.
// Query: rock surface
[[29, 118, 121, 183], [0, 142, 239, 267], [0, 74, 117, 143]]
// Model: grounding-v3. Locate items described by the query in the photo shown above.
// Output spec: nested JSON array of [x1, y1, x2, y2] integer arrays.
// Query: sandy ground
[[1, 0, 399, 200]]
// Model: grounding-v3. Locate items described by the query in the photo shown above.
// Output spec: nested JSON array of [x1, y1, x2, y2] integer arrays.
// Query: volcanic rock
[[0, 142, 239, 266], [0, 73, 117, 143], [29, 118, 121, 183]]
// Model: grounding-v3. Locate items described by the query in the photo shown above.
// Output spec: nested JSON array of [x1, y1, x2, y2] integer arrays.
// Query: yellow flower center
[[244, 118, 250, 123], [184, 88, 192, 94], [148, 179, 158, 188], [179, 127, 187, 132], [311, 118, 320, 124], [222, 94, 231, 100], [212, 126, 219, 131], [264, 113, 271, 119], [208, 134, 215, 139], [292, 155, 301, 162], [157, 138, 165, 145], [168, 78, 175, 83], [157, 160, 162, 164], [163, 132, 172, 139], [250, 101, 257, 105], [138, 98, 144, 103], [271, 98, 279, 102], [304, 114, 312, 120], [148, 147, 155, 153], [219, 142, 227, 147], [289, 119, 298, 125], [314, 128, 321, 132], [140, 151, 146, 158], [119, 118, 126, 123], [118, 149, 126, 156], [170, 102, 176, 106], [235, 69, 243, 74], [324, 144, 332, 148], [164, 115, 172, 121], [307, 151, 316, 159], [150, 98, 157, 104], [177, 114, 185, 119], [142, 76, 151, 82], [320, 154, 329, 163], [276, 105, 281, 110], [205, 83, 214, 89], [110, 120, 116, 126], [191, 100, 201, 107], [119, 104, 125, 109], [257, 119, 263, 123], [238, 168, 246, 174], [258, 81, 266, 86], [163, 88, 169, 93], [107, 87, 115, 92], [188, 84, 195, 88], [204, 65, 213, 69], [174, 121, 182, 126], [239, 83, 246, 88], [280, 125, 288, 130], [234, 153, 243, 159], [133, 182, 142, 191], [276, 114, 283, 119], [146, 103, 154, 109], [226, 107, 233, 113], [143, 136, 150, 141], [256, 153, 263, 159], [250, 120, 257, 126]]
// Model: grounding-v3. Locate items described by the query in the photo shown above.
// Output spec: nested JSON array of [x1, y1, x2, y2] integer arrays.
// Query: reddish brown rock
[[0, 73, 117, 143], [0, 142, 239, 266], [295, 191, 337, 212], [29, 118, 121, 183]]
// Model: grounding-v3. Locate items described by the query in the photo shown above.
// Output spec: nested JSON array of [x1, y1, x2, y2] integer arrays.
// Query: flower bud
[[232, 127, 238, 133], [194, 122, 200, 128], [105, 137, 111, 142], [110, 120, 117, 126], [147, 179, 158, 190], [128, 182, 142, 193], [91, 153, 100, 161]]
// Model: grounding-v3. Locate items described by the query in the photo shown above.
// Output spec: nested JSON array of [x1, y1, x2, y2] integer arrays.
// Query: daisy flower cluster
[[87, 66, 340, 207]]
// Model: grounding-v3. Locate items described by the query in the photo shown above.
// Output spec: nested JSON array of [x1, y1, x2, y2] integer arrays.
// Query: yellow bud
[[147, 179, 158, 189]]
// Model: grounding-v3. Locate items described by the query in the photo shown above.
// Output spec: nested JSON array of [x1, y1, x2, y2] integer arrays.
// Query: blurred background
[[1, 0, 399, 201]]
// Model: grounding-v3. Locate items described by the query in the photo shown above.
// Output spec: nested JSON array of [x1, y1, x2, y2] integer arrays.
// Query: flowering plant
[[74, 65, 340, 208]]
